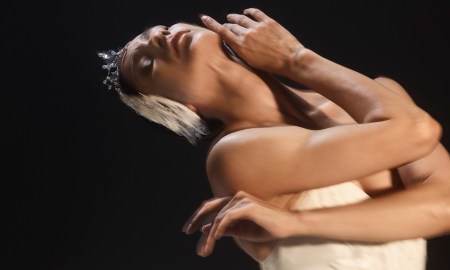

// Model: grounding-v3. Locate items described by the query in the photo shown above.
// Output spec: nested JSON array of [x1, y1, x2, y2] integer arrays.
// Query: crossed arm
[[183, 7, 450, 256]]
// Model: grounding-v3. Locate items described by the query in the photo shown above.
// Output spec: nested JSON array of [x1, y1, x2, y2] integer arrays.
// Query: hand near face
[[200, 7, 305, 78], [182, 191, 302, 257]]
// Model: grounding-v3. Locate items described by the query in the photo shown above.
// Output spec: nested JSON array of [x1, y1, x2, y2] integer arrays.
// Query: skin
[[119, 8, 449, 262]]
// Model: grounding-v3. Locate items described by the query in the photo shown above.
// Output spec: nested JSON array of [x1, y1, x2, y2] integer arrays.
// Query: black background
[[5, 0, 449, 269]]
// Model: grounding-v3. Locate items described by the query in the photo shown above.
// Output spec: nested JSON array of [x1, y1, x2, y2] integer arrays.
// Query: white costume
[[259, 182, 427, 270]]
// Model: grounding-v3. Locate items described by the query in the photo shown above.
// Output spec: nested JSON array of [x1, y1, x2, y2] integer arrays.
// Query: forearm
[[290, 49, 426, 124], [297, 181, 450, 242]]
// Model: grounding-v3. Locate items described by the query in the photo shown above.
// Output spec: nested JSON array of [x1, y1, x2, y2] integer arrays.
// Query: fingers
[[197, 223, 220, 257], [210, 192, 272, 239], [226, 13, 257, 28], [200, 8, 269, 47], [207, 194, 251, 239], [197, 216, 240, 257], [200, 15, 237, 45], [211, 209, 244, 240], [182, 196, 231, 234], [201, 223, 212, 233], [243, 8, 270, 22], [195, 194, 251, 256], [196, 228, 216, 257], [223, 23, 247, 36]]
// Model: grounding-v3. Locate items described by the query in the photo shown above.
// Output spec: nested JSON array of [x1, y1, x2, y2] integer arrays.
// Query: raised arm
[[202, 8, 442, 193], [201, 9, 430, 124]]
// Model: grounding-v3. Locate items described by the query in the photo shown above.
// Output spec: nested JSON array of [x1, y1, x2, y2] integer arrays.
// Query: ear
[[186, 104, 198, 113]]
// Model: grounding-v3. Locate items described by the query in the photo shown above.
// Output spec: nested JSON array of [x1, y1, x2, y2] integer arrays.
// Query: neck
[[200, 62, 317, 136]]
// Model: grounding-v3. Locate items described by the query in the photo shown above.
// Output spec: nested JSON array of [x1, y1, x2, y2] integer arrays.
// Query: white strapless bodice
[[259, 182, 427, 270]]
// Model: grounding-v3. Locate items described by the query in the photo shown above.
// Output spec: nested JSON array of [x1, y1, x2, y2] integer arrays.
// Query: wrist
[[287, 210, 314, 237], [292, 209, 319, 237], [287, 48, 317, 82]]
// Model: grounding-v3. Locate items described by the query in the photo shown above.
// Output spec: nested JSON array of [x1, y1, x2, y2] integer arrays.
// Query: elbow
[[385, 110, 442, 163], [411, 113, 442, 157], [369, 107, 443, 163]]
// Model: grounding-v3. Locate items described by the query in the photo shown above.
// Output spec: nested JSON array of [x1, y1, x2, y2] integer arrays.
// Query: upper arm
[[207, 122, 438, 199]]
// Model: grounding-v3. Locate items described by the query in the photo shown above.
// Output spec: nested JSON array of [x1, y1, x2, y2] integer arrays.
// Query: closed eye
[[139, 57, 154, 73]]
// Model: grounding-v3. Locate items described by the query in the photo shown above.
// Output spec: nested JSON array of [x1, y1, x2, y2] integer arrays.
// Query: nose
[[149, 29, 170, 48], [156, 29, 170, 36]]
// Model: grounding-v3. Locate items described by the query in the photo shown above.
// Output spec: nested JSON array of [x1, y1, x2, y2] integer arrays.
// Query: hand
[[182, 196, 234, 257], [182, 196, 232, 235], [200, 7, 305, 77], [183, 191, 303, 257]]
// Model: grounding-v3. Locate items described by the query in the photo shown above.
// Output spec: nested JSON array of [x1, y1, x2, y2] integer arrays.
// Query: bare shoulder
[[208, 126, 309, 161], [206, 126, 309, 198]]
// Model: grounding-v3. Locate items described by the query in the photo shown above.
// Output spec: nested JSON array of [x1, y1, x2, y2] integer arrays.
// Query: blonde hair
[[117, 92, 209, 144]]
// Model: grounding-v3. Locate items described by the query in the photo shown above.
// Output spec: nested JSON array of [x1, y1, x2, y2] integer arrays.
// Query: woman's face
[[119, 23, 225, 103]]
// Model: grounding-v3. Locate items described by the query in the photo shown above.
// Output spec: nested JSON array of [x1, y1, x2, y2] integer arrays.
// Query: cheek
[[189, 30, 223, 55], [151, 66, 188, 100]]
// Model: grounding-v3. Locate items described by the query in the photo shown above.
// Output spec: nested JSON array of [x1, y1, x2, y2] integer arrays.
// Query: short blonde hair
[[118, 92, 209, 144]]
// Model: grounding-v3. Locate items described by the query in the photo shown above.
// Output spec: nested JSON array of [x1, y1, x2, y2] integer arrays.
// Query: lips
[[170, 30, 190, 54]]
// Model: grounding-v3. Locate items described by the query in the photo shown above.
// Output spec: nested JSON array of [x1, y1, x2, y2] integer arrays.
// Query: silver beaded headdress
[[98, 48, 125, 92]]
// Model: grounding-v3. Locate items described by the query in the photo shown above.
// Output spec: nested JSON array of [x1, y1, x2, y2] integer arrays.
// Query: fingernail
[[198, 13, 210, 20]]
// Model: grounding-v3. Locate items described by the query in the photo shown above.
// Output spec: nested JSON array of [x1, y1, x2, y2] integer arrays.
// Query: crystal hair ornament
[[98, 48, 125, 92]]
